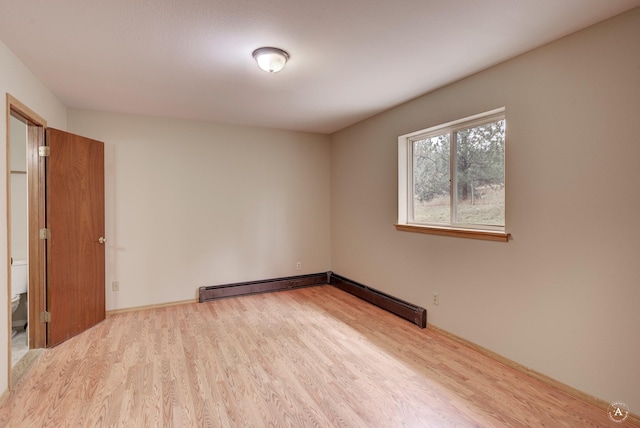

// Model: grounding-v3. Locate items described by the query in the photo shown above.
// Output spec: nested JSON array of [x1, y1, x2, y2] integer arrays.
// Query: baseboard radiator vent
[[199, 271, 427, 329], [328, 272, 427, 328], [199, 273, 328, 303]]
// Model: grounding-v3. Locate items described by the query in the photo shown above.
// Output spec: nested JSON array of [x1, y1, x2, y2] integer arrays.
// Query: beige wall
[[0, 40, 67, 395], [68, 110, 332, 311], [331, 8, 640, 413]]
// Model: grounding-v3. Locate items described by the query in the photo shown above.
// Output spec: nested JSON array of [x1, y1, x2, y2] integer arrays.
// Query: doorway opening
[[6, 95, 106, 388], [6, 95, 47, 388], [9, 112, 29, 367]]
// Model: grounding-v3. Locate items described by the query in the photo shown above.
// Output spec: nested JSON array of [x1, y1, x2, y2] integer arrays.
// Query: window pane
[[455, 119, 505, 226], [412, 133, 450, 224]]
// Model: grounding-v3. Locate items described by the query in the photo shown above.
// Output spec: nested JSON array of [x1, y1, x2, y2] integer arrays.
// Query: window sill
[[395, 224, 510, 242]]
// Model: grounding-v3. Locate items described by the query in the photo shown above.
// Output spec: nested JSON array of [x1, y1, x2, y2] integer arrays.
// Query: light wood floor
[[0, 285, 633, 427]]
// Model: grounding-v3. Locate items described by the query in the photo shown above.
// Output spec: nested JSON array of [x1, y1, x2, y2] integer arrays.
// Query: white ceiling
[[0, 1, 638, 134]]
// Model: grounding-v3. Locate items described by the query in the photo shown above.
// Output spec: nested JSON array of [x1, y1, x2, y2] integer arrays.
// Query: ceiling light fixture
[[252, 47, 289, 73]]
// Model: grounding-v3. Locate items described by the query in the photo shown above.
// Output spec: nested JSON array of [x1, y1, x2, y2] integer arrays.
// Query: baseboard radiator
[[199, 272, 328, 302], [328, 272, 427, 328], [199, 271, 427, 329]]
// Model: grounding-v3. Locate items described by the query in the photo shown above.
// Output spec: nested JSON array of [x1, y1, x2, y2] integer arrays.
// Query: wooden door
[[45, 128, 105, 347]]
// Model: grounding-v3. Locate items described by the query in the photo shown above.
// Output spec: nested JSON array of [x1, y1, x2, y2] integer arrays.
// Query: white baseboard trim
[[106, 298, 197, 317]]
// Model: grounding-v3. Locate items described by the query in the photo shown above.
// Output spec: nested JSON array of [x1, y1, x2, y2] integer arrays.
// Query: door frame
[[5, 94, 47, 388]]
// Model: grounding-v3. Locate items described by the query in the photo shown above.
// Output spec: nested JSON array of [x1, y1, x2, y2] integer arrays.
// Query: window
[[397, 108, 509, 241]]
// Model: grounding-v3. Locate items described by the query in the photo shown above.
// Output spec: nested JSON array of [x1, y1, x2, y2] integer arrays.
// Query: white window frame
[[397, 108, 509, 241]]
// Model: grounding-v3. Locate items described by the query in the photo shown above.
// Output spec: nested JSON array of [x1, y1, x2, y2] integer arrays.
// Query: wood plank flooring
[[0, 285, 634, 427]]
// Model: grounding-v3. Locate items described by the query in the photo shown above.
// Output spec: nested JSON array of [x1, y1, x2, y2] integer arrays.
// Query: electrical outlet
[[296, 262, 302, 270], [433, 293, 439, 305], [112, 281, 119, 292]]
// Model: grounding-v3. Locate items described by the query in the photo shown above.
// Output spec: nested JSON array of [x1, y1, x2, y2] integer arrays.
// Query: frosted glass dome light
[[252, 47, 289, 73]]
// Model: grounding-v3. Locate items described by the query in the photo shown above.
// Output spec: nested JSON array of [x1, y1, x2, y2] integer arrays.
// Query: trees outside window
[[400, 109, 505, 231]]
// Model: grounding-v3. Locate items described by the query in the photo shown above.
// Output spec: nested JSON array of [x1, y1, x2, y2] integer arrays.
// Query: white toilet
[[11, 259, 28, 315]]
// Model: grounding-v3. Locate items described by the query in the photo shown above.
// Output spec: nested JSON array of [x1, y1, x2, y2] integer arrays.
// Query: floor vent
[[199, 273, 327, 302], [328, 272, 427, 328]]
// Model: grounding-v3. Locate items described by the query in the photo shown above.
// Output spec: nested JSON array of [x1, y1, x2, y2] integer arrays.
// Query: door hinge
[[40, 311, 51, 323], [38, 146, 50, 157], [39, 228, 51, 240]]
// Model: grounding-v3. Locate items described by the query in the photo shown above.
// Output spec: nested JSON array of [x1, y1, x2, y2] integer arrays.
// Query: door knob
[[98, 237, 107, 244]]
